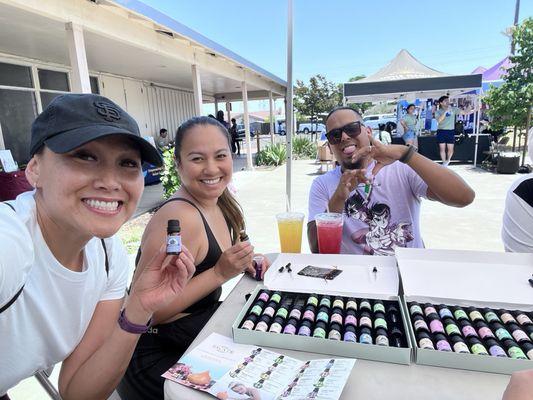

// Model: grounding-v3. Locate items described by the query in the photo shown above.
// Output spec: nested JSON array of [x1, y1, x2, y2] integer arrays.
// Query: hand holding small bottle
[[213, 242, 255, 283]]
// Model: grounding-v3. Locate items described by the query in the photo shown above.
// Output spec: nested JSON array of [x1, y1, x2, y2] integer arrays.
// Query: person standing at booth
[[400, 104, 417, 146], [435, 96, 474, 167]]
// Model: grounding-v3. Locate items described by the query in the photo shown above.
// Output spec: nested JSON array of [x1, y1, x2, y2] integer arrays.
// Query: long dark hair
[[174, 116, 244, 241]]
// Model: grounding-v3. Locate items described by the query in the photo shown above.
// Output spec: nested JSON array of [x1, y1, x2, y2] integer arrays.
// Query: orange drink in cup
[[276, 212, 304, 253]]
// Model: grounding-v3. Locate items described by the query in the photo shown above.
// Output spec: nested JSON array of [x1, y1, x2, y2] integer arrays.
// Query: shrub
[[160, 145, 181, 199], [256, 143, 287, 166], [292, 136, 317, 159]]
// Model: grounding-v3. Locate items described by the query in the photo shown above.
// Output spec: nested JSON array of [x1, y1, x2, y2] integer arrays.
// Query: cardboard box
[[232, 253, 413, 365], [396, 248, 533, 375], [317, 143, 334, 161]]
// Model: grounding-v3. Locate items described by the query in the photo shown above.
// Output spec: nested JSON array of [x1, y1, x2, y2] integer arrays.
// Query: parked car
[[143, 162, 163, 186], [363, 114, 397, 132], [235, 123, 260, 138], [298, 122, 326, 134]]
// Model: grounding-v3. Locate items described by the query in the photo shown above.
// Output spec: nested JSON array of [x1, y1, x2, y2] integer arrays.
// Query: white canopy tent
[[343, 50, 483, 165]]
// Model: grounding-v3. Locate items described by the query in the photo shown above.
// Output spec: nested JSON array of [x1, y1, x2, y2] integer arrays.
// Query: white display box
[[232, 253, 413, 365], [396, 248, 533, 374]]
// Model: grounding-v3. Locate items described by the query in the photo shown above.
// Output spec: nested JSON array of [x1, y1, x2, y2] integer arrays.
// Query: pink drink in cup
[[315, 213, 343, 254]]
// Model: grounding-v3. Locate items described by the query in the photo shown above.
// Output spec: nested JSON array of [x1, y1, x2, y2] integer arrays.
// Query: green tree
[[336, 75, 373, 114], [294, 74, 340, 128], [484, 17, 532, 160]]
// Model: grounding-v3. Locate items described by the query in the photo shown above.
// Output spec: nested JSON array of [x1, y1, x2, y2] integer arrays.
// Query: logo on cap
[[94, 101, 121, 122]]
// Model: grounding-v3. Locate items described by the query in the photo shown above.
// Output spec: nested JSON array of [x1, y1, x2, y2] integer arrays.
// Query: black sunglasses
[[326, 121, 363, 145]]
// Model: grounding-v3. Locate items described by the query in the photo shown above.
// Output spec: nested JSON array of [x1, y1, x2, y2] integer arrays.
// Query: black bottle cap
[[259, 315, 271, 323], [466, 336, 481, 345], [305, 305, 316, 312], [286, 317, 298, 326], [484, 338, 499, 347], [491, 322, 504, 330], [273, 316, 285, 325], [245, 314, 258, 322], [501, 339, 519, 348], [413, 315, 425, 322], [416, 331, 430, 340], [360, 311, 371, 318], [466, 306, 478, 313], [360, 327, 372, 335], [345, 325, 356, 333], [449, 335, 466, 344], [300, 320, 312, 328], [507, 323, 520, 332], [167, 219, 180, 233], [330, 322, 342, 331], [374, 312, 386, 319], [474, 320, 488, 329], [458, 319, 472, 327], [434, 333, 447, 342], [318, 306, 329, 314], [442, 318, 456, 326], [426, 314, 440, 322], [375, 328, 388, 336], [346, 309, 356, 317], [239, 230, 249, 242], [315, 321, 327, 330], [522, 341, 533, 352], [332, 307, 343, 315]]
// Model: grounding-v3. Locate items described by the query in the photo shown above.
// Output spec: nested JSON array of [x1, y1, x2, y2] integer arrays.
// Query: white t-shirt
[[0, 191, 129, 393], [308, 162, 428, 255], [502, 174, 533, 253]]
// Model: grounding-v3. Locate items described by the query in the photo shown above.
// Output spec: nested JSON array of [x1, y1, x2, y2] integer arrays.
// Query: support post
[[191, 64, 203, 116], [65, 22, 91, 93], [242, 81, 253, 170], [269, 91, 275, 144]]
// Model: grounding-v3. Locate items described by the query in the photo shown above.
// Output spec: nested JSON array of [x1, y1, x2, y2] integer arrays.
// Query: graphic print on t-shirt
[[344, 189, 414, 255]]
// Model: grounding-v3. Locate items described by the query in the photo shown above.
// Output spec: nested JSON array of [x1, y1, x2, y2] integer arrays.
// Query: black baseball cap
[[30, 93, 163, 166]]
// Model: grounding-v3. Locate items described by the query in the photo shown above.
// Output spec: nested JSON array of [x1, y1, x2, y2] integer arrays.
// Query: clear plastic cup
[[276, 212, 305, 253], [315, 213, 343, 254]]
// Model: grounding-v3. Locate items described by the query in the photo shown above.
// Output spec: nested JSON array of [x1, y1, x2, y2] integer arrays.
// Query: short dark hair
[[406, 104, 415, 110], [160, 128, 167, 134], [325, 106, 362, 124], [438, 96, 449, 104]]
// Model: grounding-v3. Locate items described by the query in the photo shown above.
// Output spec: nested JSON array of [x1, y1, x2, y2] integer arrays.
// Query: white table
[[165, 270, 511, 400]]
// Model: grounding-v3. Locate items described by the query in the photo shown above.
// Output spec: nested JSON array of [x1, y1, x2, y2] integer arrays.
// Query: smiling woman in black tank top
[[118, 117, 270, 400]]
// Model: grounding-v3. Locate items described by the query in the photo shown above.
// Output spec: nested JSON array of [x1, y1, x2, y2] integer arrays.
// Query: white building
[[0, 0, 286, 169]]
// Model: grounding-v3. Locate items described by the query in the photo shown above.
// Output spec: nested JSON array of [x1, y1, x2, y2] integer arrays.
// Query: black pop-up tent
[[343, 50, 485, 165]]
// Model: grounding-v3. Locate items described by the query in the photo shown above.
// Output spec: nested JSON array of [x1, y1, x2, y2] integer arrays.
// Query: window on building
[[0, 89, 37, 164], [90, 76, 100, 94], [0, 62, 33, 88], [38, 69, 70, 92]]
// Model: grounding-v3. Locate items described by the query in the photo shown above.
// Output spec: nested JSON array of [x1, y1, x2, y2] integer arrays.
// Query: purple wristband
[[118, 308, 152, 334]]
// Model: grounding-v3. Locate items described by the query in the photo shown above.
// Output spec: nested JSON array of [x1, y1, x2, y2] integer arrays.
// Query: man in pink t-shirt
[[308, 107, 475, 255]]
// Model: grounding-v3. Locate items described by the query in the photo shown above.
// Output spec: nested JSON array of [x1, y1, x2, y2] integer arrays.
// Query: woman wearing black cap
[[0, 94, 195, 400]]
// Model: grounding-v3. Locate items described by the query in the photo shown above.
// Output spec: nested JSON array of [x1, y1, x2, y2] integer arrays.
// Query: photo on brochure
[[162, 333, 253, 392]]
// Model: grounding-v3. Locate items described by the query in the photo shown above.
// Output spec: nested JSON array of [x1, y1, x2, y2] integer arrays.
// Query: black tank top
[[135, 197, 232, 313]]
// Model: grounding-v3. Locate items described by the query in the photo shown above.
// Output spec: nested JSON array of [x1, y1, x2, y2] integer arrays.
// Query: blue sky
[[142, 0, 531, 112]]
